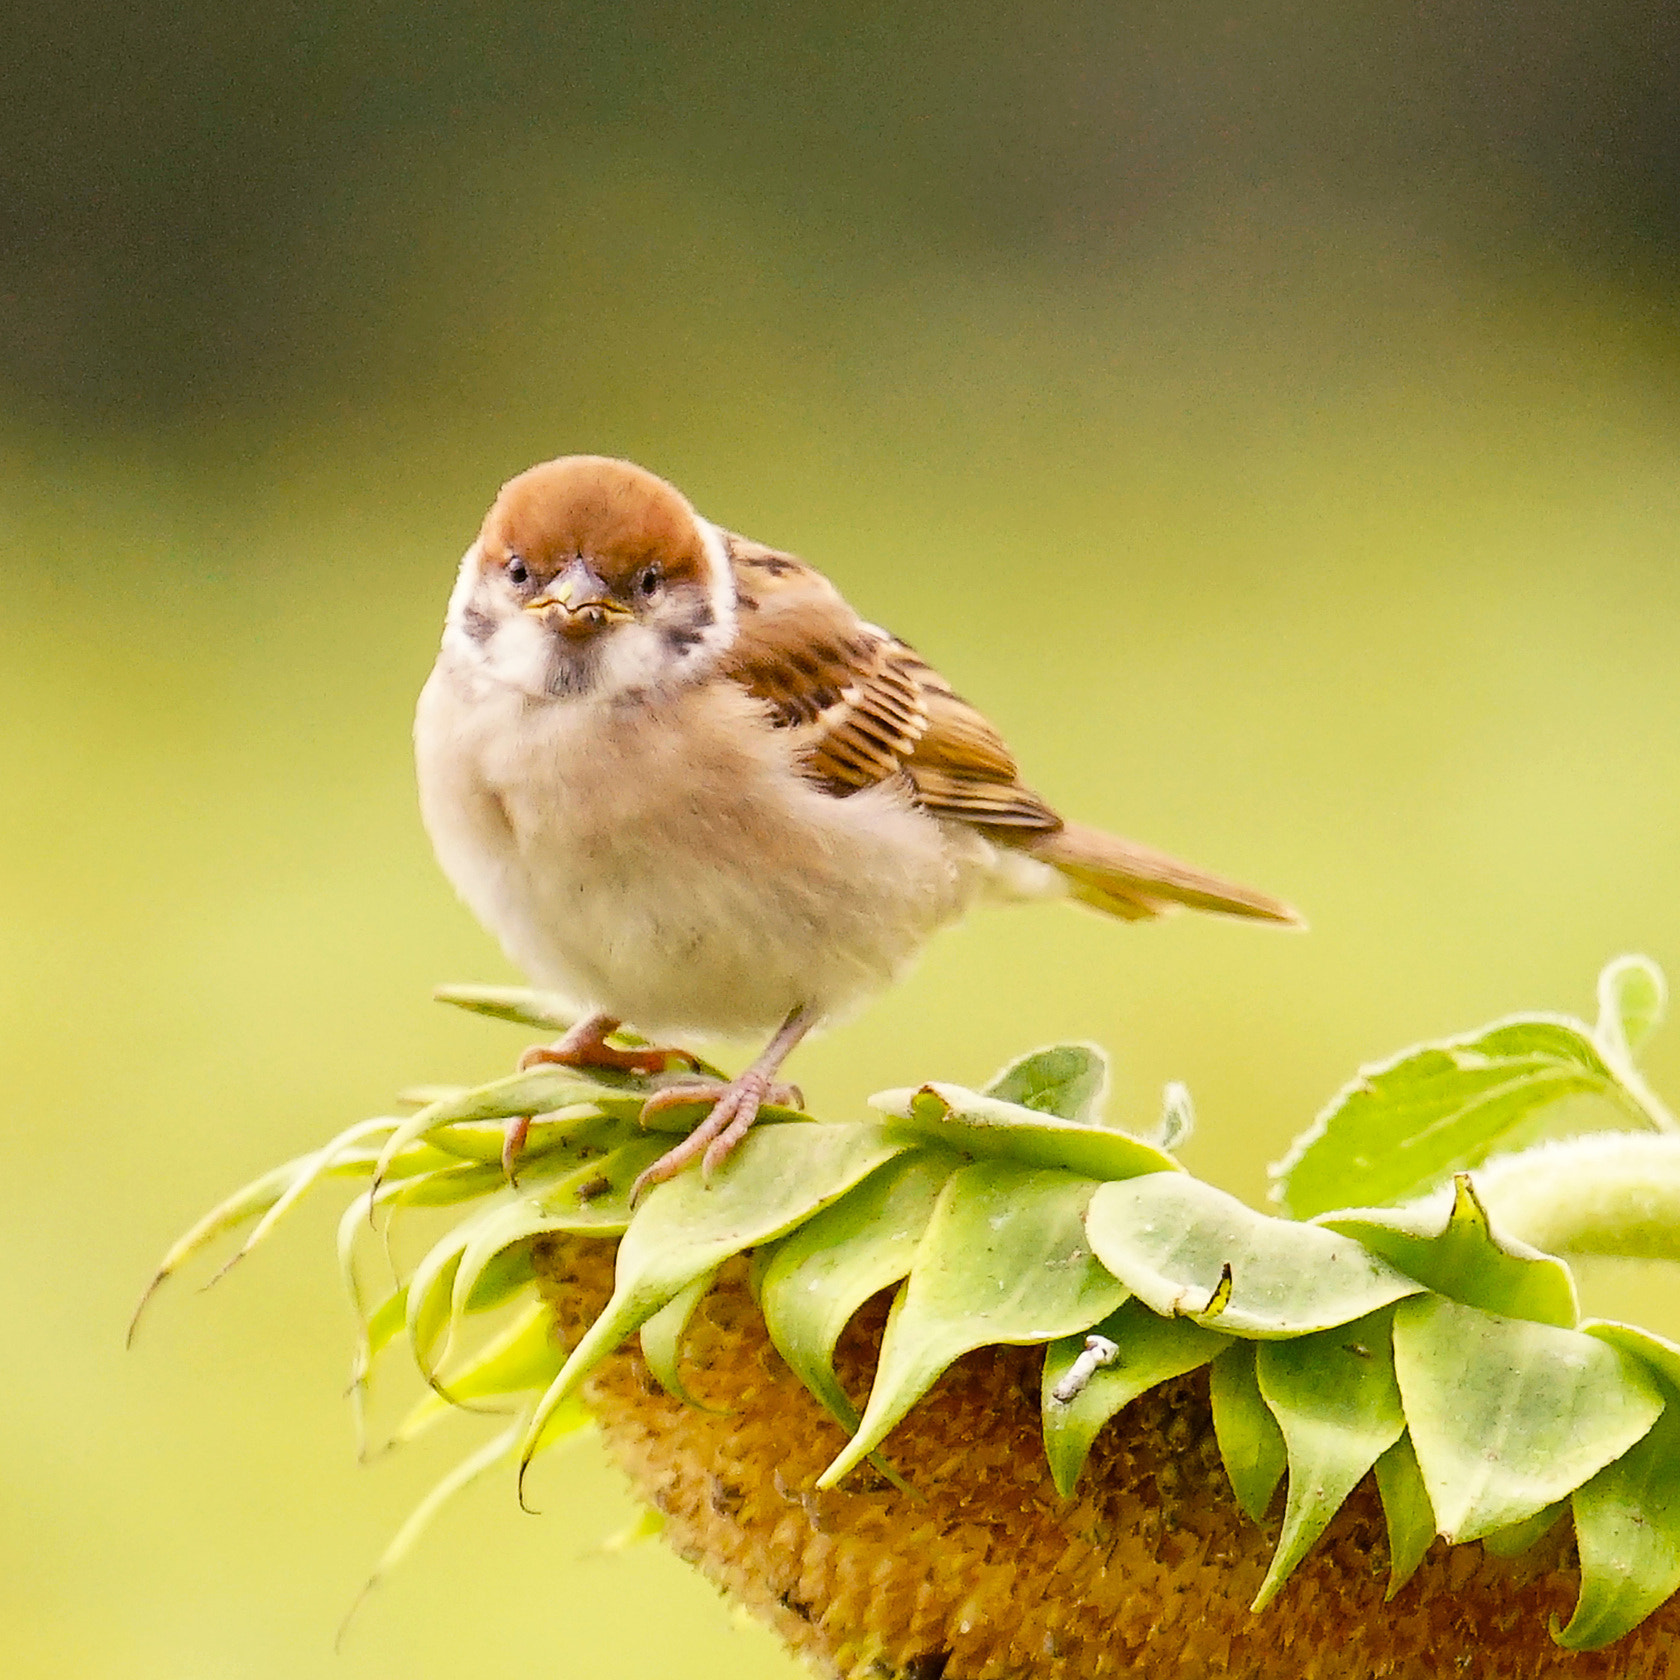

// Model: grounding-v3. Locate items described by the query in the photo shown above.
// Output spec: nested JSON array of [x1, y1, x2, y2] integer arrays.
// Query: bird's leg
[[631, 1006, 817, 1200], [505, 1011, 701, 1180]]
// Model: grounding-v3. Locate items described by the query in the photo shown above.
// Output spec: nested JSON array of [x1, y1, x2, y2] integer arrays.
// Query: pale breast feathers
[[720, 534, 1062, 833]]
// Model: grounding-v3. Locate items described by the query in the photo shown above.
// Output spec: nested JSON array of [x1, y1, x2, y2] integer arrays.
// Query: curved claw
[[630, 1071, 800, 1202]]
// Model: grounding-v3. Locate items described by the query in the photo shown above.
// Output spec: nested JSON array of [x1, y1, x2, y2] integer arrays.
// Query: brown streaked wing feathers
[[721, 533, 1059, 829], [720, 533, 1302, 927]]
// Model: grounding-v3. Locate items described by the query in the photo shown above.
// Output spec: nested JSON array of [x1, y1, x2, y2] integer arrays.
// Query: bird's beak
[[526, 556, 631, 638]]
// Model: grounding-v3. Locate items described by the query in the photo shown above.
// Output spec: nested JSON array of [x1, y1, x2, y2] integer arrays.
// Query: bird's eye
[[639, 565, 662, 598], [506, 557, 530, 586]]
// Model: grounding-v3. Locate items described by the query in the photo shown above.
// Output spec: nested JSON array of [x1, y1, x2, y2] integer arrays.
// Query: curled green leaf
[[521, 1124, 904, 1474], [1320, 1173, 1577, 1328], [870, 1083, 1179, 1181], [639, 1269, 720, 1407], [1209, 1343, 1287, 1522], [1252, 1306, 1406, 1609], [1086, 1175, 1421, 1338], [759, 1149, 956, 1433], [1558, 1323, 1680, 1650], [1596, 955, 1667, 1061], [1373, 1434, 1435, 1596], [1041, 1299, 1228, 1498], [982, 1042, 1109, 1124], [1274, 1006, 1670, 1221], [1393, 1296, 1664, 1543], [819, 1161, 1126, 1488]]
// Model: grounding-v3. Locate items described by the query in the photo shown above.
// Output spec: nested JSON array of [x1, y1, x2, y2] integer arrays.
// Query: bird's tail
[[1023, 821, 1304, 927]]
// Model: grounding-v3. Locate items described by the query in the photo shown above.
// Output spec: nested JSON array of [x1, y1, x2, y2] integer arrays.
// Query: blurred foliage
[[4, 6, 1680, 1679]]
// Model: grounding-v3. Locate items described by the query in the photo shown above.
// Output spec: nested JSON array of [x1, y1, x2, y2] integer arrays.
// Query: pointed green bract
[[1373, 1434, 1435, 1596], [818, 1162, 1128, 1488], [1087, 1175, 1421, 1337], [1041, 1299, 1229, 1498], [434, 984, 579, 1031], [1320, 1174, 1578, 1328], [1393, 1296, 1664, 1542], [983, 1043, 1109, 1124], [446, 1139, 671, 1330], [395, 1298, 565, 1444], [639, 1269, 720, 1407], [406, 1238, 466, 1380], [1209, 1343, 1287, 1522], [759, 1149, 957, 1433], [1274, 975, 1672, 1221], [1561, 1324, 1680, 1650], [369, 1066, 643, 1193], [520, 1123, 905, 1469], [1252, 1306, 1407, 1609], [870, 1083, 1180, 1181]]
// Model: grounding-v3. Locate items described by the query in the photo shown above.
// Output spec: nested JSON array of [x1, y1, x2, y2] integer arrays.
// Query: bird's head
[[446, 456, 736, 699]]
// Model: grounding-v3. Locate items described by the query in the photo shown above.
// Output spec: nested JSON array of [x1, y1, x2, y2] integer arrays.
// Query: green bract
[[142, 959, 1680, 1653]]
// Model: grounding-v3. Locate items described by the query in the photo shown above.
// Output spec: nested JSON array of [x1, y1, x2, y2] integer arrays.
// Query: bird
[[414, 455, 1301, 1198]]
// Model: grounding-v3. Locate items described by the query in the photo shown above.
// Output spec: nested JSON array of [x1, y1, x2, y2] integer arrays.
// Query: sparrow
[[415, 456, 1301, 1197]]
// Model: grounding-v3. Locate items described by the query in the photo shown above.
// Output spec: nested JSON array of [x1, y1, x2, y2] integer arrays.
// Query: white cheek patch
[[595, 622, 679, 696], [489, 614, 568, 695]]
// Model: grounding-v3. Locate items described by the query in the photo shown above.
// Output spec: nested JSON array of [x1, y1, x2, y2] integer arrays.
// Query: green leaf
[[1209, 1343, 1287, 1522], [1041, 1299, 1229, 1497], [1251, 1306, 1407, 1609], [370, 1067, 639, 1193], [818, 1162, 1128, 1488], [432, 985, 730, 1081], [759, 1150, 957, 1433], [1480, 1500, 1565, 1558], [983, 1043, 1108, 1124], [462, 1241, 537, 1313], [1373, 1434, 1435, 1596], [1392, 1296, 1665, 1542], [448, 1140, 670, 1322], [433, 984, 580, 1031], [520, 1124, 904, 1473], [1152, 1081, 1195, 1151], [405, 1237, 466, 1381], [1559, 1323, 1680, 1649], [639, 1269, 719, 1407], [1596, 955, 1667, 1060], [394, 1298, 564, 1444], [1319, 1173, 1577, 1328], [870, 1083, 1180, 1181], [1085, 1175, 1422, 1337], [1274, 1012, 1662, 1220]]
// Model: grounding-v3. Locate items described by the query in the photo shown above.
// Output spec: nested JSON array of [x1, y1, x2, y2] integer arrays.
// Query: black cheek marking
[[736, 593, 761, 613], [462, 605, 496, 643], [664, 627, 704, 655]]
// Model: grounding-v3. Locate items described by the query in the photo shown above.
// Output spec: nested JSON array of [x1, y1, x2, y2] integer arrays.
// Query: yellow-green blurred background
[[6, 6, 1680, 1676]]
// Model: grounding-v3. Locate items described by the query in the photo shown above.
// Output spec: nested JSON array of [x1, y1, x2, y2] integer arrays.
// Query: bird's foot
[[504, 1012, 701, 1181], [517, 1024, 699, 1079], [630, 1072, 804, 1201]]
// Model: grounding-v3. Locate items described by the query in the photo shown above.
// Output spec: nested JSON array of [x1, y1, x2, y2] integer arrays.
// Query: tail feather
[[1025, 821, 1304, 927]]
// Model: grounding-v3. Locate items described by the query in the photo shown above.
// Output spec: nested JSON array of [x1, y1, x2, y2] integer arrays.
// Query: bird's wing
[[721, 533, 1301, 926], [721, 533, 1060, 831]]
